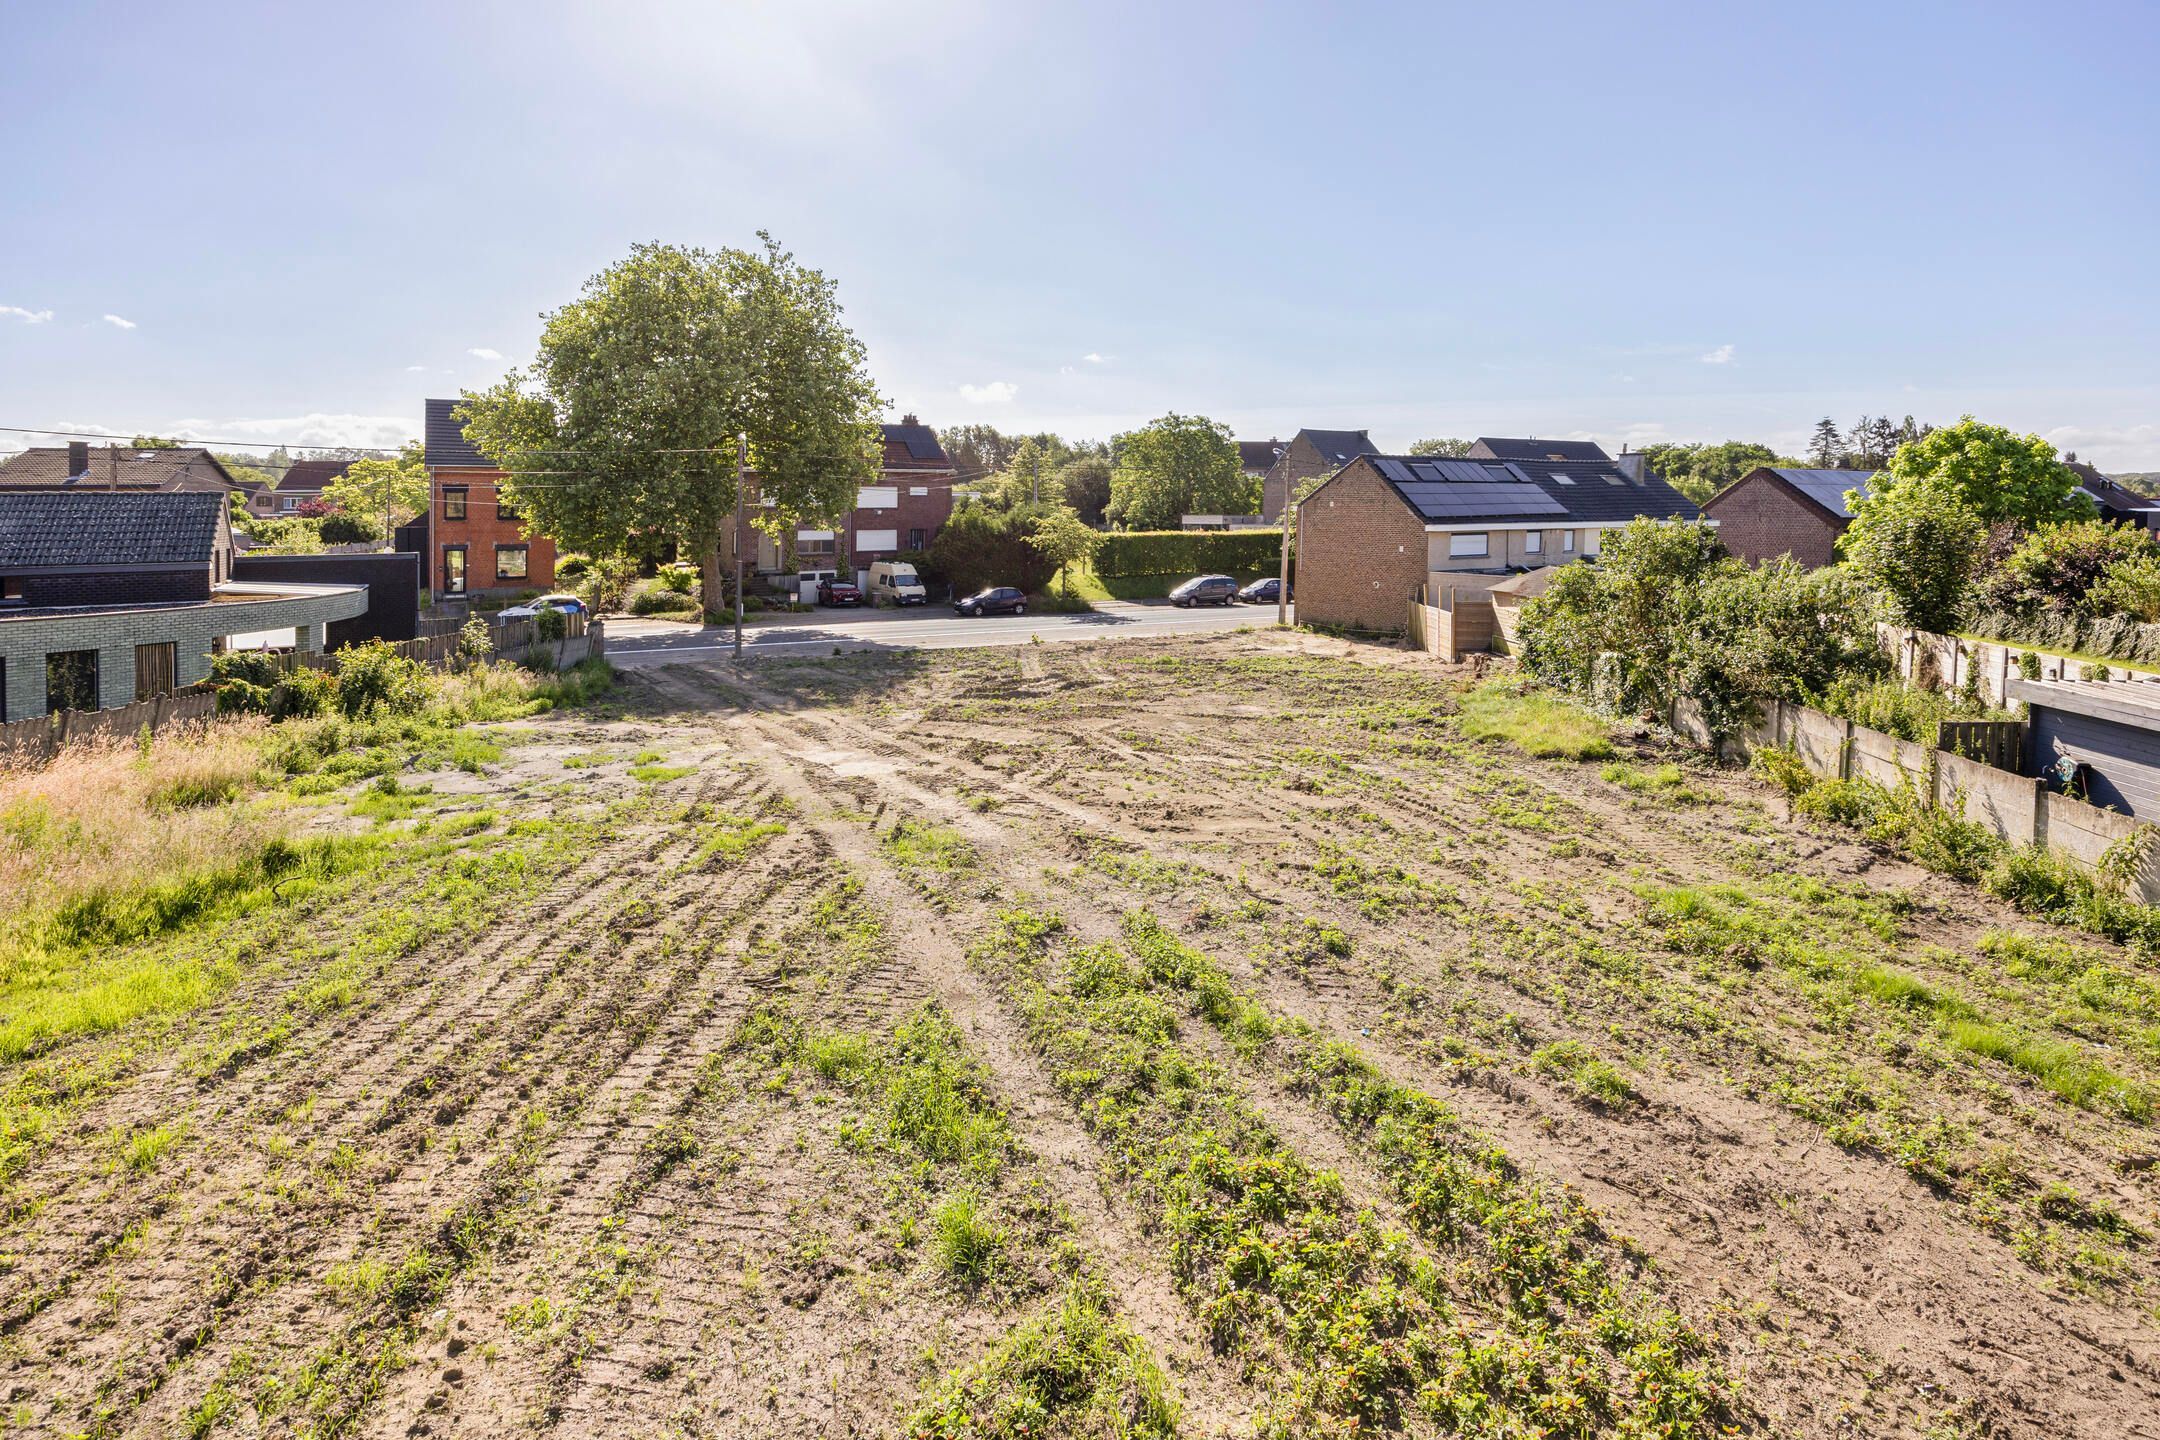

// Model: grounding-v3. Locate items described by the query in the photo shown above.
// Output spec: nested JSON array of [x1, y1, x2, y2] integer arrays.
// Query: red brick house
[[424, 398, 555, 598], [1701, 467, 1874, 568], [251, 457, 350, 518], [1297, 439, 1701, 632], [1257, 428, 1380, 522], [727, 416, 956, 584]]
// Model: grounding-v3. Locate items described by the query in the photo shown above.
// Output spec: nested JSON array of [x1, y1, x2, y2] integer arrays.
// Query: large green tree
[[1056, 453, 1112, 527], [457, 237, 883, 612], [322, 440, 427, 528], [1839, 478, 1986, 630], [1636, 441, 1794, 504], [1854, 414, 2090, 531], [1407, 437, 1473, 457], [1106, 414, 1247, 529]]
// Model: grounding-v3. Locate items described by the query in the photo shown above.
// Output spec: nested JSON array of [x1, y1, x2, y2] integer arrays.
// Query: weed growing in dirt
[[930, 1192, 1004, 1286], [696, 812, 786, 865], [1600, 761, 1708, 804], [883, 820, 973, 871], [1529, 1039, 1638, 1107], [1454, 679, 1615, 761], [905, 1279, 1178, 1440]]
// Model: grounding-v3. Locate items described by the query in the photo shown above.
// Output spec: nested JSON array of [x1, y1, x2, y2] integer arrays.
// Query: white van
[[868, 560, 928, 606]]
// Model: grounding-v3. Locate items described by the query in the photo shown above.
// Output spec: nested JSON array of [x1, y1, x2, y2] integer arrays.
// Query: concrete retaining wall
[[1671, 693, 2160, 902]]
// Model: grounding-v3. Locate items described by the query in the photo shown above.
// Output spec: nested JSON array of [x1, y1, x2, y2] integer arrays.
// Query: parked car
[[954, 585, 1028, 617], [1237, 576, 1288, 604], [1170, 574, 1239, 607], [817, 577, 864, 607], [869, 560, 928, 606], [497, 593, 588, 620]]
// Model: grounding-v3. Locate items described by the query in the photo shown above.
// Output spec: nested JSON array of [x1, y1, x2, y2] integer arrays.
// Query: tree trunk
[[698, 526, 725, 622]]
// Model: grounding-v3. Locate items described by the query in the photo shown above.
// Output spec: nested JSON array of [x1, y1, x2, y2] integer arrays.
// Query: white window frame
[[1562, 530, 1576, 552], [1448, 532, 1490, 559], [856, 485, 898, 509], [1524, 530, 1542, 554], [855, 528, 898, 552]]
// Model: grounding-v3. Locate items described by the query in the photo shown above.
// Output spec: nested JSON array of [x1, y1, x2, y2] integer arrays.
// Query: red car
[[817, 578, 864, 607]]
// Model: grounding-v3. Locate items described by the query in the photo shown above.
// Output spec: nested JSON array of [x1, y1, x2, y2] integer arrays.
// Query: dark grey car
[[1170, 574, 1239, 607]]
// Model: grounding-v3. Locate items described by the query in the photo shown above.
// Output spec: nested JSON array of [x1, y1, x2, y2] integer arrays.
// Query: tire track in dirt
[[10, 766, 780, 1437], [692, 651, 2160, 1440]]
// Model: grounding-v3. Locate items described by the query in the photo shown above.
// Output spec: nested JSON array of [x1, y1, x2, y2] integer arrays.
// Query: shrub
[[317, 512, 382, 544], [1978, 520, 2155, 614], [1838, 478, 1985, 630], [1811, 675, 2010, 745], [575, 555, 637, 614], [655, 562, 698, 595], [331, 641, 429, 718], [2087, 550, 2160, 622], [1092, 528, 1283, 578], [929, 1192, 1003, 1286], [630, 586, 699, 615]]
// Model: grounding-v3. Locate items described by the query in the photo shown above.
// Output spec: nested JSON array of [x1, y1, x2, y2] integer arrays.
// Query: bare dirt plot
[[6, 631, 2157, 1438]]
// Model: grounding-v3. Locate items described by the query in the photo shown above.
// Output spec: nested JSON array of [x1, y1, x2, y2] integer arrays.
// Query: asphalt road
[[604, 597, 1278, 665]]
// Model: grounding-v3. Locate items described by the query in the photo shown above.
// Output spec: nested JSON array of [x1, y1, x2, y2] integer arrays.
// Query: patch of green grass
[[629, 762, 695, 785], [1455, 679, 1615, 761], [1946, 1021, 2151, 1118], [930, 1191, 1004, 1286], [696, 813, 785, 865], [906, 1279, 1178, 1440], [1529, 1039, 1638, 1108], [1599, 761, 1706, 803], [881, 819, 972, 871], [106, 1120, 185, 1175]]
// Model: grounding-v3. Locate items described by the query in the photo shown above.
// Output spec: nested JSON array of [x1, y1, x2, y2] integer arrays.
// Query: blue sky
[[3, 0, 2156, 468]]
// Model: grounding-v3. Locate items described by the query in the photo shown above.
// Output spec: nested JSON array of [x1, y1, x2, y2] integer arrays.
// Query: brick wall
[[1703, 472, 1844, 567], [429, 469, 556, 596], [22, 566, 210, 608], [1294, 459, 1429, 633]]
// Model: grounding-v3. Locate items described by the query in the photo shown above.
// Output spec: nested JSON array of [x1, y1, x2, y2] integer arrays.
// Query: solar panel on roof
[[1430, 459, 1518, 484], [1375, 458, 1416, 485], [1396, 482, 1567, 521]]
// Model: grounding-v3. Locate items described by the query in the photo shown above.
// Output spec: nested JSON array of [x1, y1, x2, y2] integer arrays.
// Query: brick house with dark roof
[[250, 457, 353, 518], [1701, 467, 1876, 567], [1261, 428, 1380, 522], [0, 442, 245, 497], [2067, 460, 2160, 531], [0, 491, 235, 608], [1296, 439, 1701, 632], [726, 416, 958, 584], [424, 398, 555, 598]]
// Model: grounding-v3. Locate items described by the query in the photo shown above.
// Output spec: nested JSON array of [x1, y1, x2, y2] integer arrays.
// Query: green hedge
[[1094, 529, 1287, 578]]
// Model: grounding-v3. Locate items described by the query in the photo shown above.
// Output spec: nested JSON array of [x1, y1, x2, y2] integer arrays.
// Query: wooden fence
[[1937, 718, 2022, 771], [0, 687, 219, 763]]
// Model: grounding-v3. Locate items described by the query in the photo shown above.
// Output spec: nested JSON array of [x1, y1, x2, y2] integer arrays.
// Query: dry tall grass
[[0, 719, 277, 924]]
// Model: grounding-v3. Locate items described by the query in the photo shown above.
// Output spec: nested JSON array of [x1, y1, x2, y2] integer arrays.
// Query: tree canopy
[[1406, 437, 1473, 458], [1635, 441, 1794, 504], [1106, 414, 1248, 529], [1839, 478, 1986, 631], [321, 440, 427, 526], [456, 237, 884, 603], [1852, 414, 2090, 531]]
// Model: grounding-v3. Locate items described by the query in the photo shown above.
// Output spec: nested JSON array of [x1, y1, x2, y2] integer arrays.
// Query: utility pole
[[1274, 446, 1291, 627], [383, 463, 393, 552], [732, 433, 748, 662]]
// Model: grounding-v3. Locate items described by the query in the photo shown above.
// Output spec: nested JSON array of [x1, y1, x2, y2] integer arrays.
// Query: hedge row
[[1094, 529, 1287, 578], [1965, 605, 2160, 667]]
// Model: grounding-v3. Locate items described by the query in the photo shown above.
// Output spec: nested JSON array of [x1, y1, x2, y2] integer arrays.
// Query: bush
[[1839, 478, 1984, 630], [241, 515, 324, 554], [631, 586, 699, 615], [1092, 528, 1283, 578], [331, 641, 429, 718], [1811, 675, 2010, 745], [575, 555, 637, 614], [2087, 550, 2160, 622], [1977, 520, 2155, 614], [318, 512, 382, 544], [655, 562, 698, 595]]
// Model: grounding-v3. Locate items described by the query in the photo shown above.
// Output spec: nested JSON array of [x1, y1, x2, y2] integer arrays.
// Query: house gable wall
[[1703, 472, 1845, 567], [428, 468, 557, 596], [1294, 459, 1427, 633]]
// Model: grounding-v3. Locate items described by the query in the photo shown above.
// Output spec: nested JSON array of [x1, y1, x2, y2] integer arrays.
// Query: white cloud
[[169, 413, 419, 452], [1083, 353, 1113, 365], [958, 381, 1018, 405], [1699, 343, 1734, 365], [405, 364, 427, 372], [1, 305, 53, 324], [102, 314, 137, 330], [467, 346, 503, 361]]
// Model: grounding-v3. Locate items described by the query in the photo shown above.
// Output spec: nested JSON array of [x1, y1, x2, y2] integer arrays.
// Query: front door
[[443, 545, 468, 595]]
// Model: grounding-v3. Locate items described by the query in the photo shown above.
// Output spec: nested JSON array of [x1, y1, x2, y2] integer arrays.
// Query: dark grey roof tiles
[[0, 491, 225, 568], [1468, 437, 1614, 464], [1300, 428, 1380, 464], [1364, 454, 1699, 527], [424, 398, 493, 468]]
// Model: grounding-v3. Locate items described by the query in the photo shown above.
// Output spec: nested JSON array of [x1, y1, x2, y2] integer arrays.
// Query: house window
[[908, 527, 927, 551], [1562, 530, 1576, 553], [0, 576, 22, 606], [857, 485, 898, 509], [45, 649, 98, 715], [495, 543, 529, 580], [856, 528, 898, 553], [497, 491, 521, 523], [796, 529, 836, 560], [443, 487, 468, 521], [135, 642, 177, 700], [280, 496, 299, 512], [1448, 533, 1490, 559]]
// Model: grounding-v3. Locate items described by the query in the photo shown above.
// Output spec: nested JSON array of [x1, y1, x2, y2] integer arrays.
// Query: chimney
[[1613, 451, 1649, 484], [108, 446, 119, 492], [901, 413, 919, 426], [66, 440, 88, 479]]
